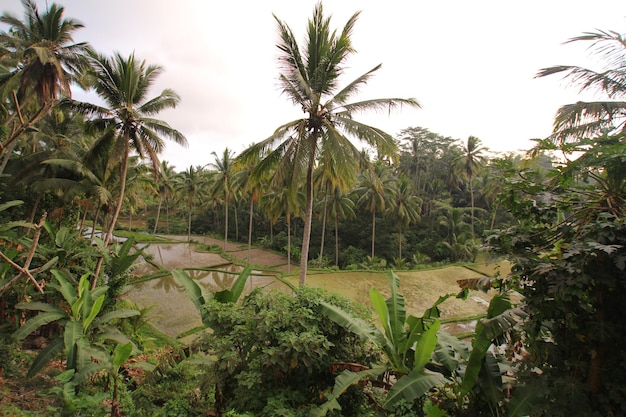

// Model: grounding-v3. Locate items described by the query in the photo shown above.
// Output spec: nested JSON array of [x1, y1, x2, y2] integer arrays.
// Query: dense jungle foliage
[[1, 1, 625, 415]]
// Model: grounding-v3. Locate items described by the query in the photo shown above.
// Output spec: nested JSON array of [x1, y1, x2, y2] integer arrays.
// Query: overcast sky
[[3, 1, 626, 171]]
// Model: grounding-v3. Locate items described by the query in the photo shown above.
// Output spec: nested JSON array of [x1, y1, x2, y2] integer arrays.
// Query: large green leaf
[[72, 362, 109, 386], [413, 319, 440, 372], [15, 302, 63, 313], [311, 366, 386, 417], [27, 338, 64, 377], [384, 271, 406, 348], [12, 311, 67, 342], [93, 309, 140, 326], [83, 294, 105, 332], [433, 332, 471, 374], [460, 293, 526, 396], [214, 265, 252, 303], [64, 321, 82, 369], [318, 300, 383, 348], [172, 268, 208, 314], [112, 342, 133, 369], [51, 269, 77, 306], [383, 370, 447, 409]]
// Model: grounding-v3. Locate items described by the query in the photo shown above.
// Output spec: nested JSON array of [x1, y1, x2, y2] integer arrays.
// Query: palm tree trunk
[[247, 198, 254, 262], [287, 214, 291, 274], [223, 197, 229, 250], [234, 203, 239, 242], [469, 175, 475, 239], [298, 147, 316, 286], [318, 196, 327, 265], [371, 209, 376, 258], [153, 196, 163, 234], [334, 217, 339, 267], [92, 143, 130, 288]]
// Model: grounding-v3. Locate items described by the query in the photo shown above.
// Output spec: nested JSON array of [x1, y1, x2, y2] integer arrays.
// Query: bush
[[200, 287, 378, 416]]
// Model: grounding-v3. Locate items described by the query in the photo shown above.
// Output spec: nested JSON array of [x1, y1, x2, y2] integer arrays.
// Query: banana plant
[[172, 265, 253, 334], [313, 271, 451, 415], [12, 269, 139, 377]]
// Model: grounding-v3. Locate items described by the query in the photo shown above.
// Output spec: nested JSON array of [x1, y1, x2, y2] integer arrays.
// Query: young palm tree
[[0, 0, 91, 162], [536, 29, 626, 144], [240, 3, 420, 285]]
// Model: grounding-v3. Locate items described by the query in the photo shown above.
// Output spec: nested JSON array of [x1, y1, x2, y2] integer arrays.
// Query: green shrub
[[200, 287, 378, 416]]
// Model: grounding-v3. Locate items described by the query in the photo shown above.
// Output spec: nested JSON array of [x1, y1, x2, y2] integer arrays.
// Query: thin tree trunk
[[334, 217, 339, 267], [398, 225, 403, 259], [92, 142, 130, 288], [247, 198, 254, 263], [298, 146, 316, 286], [287, 214, 291, 274], [234, 203, 239, 242], [153, 196, 163, 234], [91, 206, 101, 240], [469, 175, 475, 239], [223, 198, 229, 250], [371, 209, 376, 258], [318, 196, 327, 265]]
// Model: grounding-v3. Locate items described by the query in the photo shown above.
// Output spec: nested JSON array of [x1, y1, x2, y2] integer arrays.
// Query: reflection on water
[[127, 243, 280, 338]]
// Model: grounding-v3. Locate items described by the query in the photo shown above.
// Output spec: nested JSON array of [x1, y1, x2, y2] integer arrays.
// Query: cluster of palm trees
[[2, 1, 511, 287]]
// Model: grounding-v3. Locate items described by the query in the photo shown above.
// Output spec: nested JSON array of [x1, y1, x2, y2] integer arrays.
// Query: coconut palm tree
[[239, 3, 420, 286], [67, 52, 186, 284], [151, 160, 176, 234], [0, 0, 91, 164], [355, 161, 394, 259], [69, 52, 186, 246], [386, 173, 421, 259], [454, 136, 485, 239], [327, 183, 355, 266], [536, 29, 626, 144], [208, 148, 237, 250], [175, 165, 206, 241]]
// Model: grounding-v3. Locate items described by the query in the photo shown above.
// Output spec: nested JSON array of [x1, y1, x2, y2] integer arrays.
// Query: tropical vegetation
[[1, 1, 625, 416]]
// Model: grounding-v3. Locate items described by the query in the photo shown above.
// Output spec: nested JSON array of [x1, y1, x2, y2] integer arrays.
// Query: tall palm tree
[[386, 173, 421, 259], [240, 3, 420, 285], [356, 162, 394, 259], [0, 0, 91, 163], [536, 29, 626, 144], [151, 160, 176, 234], [327, 183, 355, 266], [208, 148, 236, 250], [175, 165, 205, 241], [454, 136, 485, 239], [69, 52, 186, 247]]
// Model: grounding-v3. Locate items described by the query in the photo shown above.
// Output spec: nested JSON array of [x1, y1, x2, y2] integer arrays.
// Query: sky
[[3, 0, 626, 171]]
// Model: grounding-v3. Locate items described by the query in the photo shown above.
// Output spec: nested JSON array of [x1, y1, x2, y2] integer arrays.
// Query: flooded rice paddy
[[126, 237, 503, 339]]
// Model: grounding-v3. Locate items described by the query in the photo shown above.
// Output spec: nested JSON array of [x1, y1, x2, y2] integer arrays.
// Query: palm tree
[[208, 148, 236, 250], [0, 0, 91, 164], [386, 173, 421, 259], [69, 52, 186, 247], [356, 162, 394, 259], [151, 160, 176, 234], [536, 29, 626, 144], [240, 3, 420, 285], [454, 136, 485, 239], [327, 183, 355, 266], [175, 165, 205, 241]]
